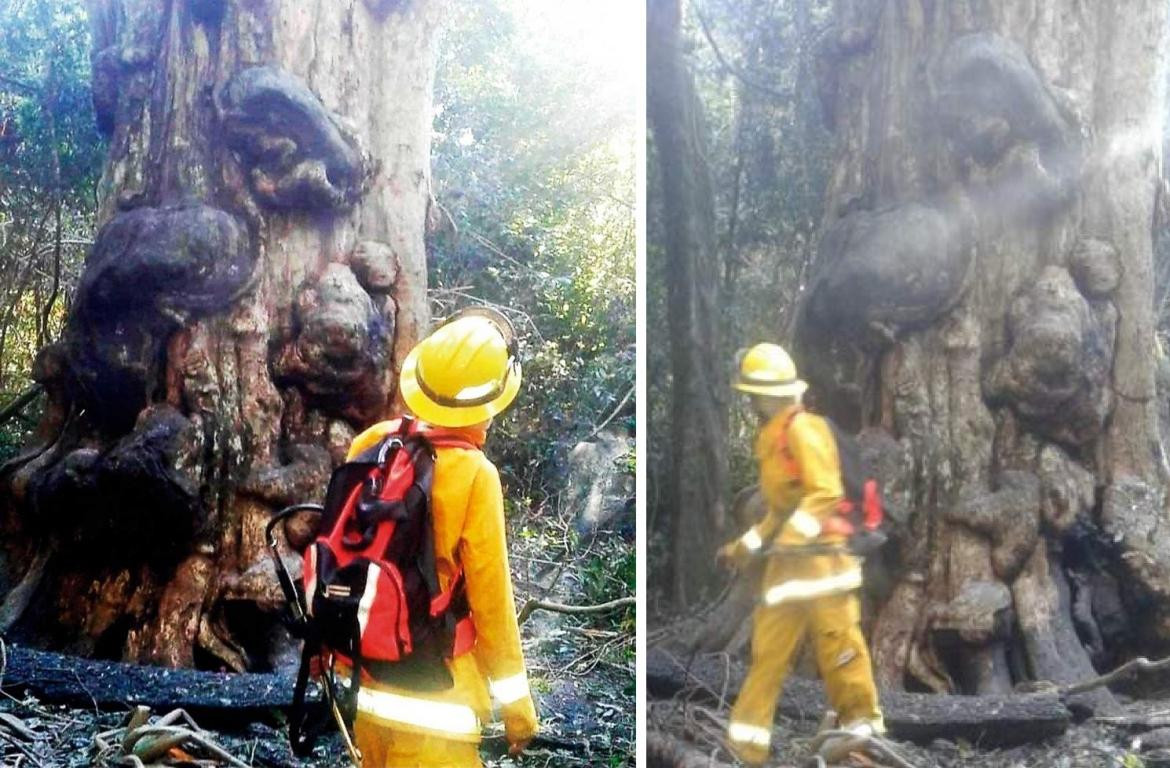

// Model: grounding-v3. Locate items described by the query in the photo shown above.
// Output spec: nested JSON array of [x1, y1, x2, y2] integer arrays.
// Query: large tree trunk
[[647, 0, 729, 606], [792, 0, 1169, 708], [0, 0, 443, 671]]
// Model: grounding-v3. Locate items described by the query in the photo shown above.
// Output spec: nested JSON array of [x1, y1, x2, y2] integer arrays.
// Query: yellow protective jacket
[[730, 404, 862, 605], [343, 420, 539, 746]]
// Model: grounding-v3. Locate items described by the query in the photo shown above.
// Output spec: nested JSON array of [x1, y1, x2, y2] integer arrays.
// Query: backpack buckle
[[376, 437, 404, 470]]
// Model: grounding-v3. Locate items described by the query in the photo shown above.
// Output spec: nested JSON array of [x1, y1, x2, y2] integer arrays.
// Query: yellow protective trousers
[[727, 590, 881, 766], [354, 715, 482, 767]]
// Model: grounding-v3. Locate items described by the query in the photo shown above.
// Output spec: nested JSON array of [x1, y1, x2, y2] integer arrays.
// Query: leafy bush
[[431, 1, 636, 509]]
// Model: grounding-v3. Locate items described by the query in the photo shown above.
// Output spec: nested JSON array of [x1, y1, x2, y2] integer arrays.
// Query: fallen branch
[[518, 596, 635, 625], [1061, 654, 1170, 696], [0, 643, 298, 712], [484, 732, 617, 756], [582, 383, 635, 443], [0, 384, 42, 426], [1095, 709, 1170, 731], [647, 731, 734, 768], [0, 71, 36, 95]]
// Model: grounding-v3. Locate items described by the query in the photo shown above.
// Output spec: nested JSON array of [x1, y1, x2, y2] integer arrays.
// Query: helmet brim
[[399, 343, 523, 428], [732, 379, 808, 399]]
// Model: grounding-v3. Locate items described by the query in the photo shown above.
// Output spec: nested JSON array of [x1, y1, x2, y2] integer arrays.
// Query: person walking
[[718, 342, 883, 766]]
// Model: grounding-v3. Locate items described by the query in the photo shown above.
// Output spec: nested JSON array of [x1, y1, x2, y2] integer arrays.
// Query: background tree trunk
[[0, 0, 443, 671], [793, 0, 1169, 709], [647, 0, 729, 607]]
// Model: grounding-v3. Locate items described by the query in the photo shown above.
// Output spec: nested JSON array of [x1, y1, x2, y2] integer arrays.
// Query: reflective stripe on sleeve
[[787, 508, 821, 539], [489, 672, 531, 705], [355, 688, 480, 736], [740, 528, 763, 552], [762, 568, 863, 606], [728, 721, 772, 747]]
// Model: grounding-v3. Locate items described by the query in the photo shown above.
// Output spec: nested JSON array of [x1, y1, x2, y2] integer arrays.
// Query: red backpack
[[777, 407, 887, 555], [267, 416, 478, 756]]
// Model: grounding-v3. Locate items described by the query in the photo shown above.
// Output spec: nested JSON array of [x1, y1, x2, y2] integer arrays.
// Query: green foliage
[[0, 393, 41, 464], [0, 0, 104, 428], [0, 0, 103, 203], [580, 544, 635, 632], [431, 1, 636, 507]]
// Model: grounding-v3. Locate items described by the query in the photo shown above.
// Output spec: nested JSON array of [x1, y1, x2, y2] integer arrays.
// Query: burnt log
[[0, 643, 297, 713], [646, 647, 1071, 747]]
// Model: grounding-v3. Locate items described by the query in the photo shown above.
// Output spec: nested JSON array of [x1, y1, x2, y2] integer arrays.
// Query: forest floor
[[645, 580, 1170, 768], [647, 665, 1170, 768], [647, 696, 1170, 767], [0, 495, 635, 767]]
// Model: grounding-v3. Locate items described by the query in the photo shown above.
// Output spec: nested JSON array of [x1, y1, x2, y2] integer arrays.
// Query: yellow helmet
[[399, 307, 522, 428], [733, 343, 808, 398]]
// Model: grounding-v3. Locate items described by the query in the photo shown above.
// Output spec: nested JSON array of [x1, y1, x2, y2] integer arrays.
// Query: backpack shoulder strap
[[776, 406, 804, 477]]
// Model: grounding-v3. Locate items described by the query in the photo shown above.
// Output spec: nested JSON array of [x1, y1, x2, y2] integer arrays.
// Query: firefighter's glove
[[503, 695, 539, 756]]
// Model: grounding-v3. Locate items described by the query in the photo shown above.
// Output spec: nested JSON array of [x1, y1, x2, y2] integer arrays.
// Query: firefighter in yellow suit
[[344, 308, 539, 767], [718, 343, 883, 766]]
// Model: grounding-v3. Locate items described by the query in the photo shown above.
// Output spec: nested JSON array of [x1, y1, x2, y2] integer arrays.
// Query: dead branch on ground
[[518, 596, 635, 624], [1060, 654, 1170, 696]]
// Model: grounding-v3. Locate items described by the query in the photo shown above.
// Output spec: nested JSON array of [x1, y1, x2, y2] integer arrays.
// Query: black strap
[[412, 450, 441, 601], [289, 635, 320, 756], [265, 504, 323, 633], [442, 569, 469, 646]]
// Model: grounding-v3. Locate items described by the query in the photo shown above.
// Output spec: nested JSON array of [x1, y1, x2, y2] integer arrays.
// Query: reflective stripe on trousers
[[761, 568, 862, 606], [355, 688, 481, 737], [728, 721, 772, 747]]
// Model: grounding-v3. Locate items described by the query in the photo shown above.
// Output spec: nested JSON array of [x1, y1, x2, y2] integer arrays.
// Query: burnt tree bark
[[0, 0, 444, 671], [648, 0, 729, 606], [789, 0, 1170, 709]]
